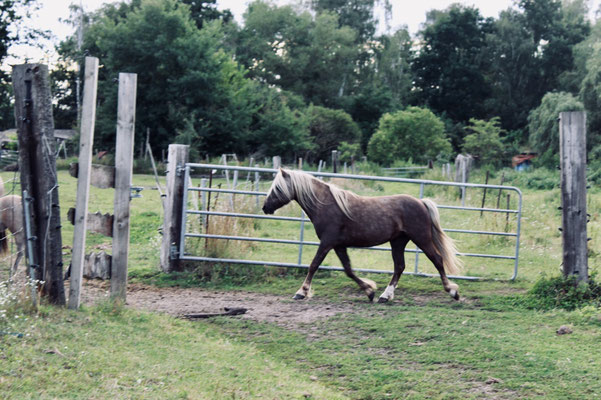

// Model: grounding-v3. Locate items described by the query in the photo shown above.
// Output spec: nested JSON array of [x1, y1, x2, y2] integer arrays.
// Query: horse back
[[333, 194, 428, 247]]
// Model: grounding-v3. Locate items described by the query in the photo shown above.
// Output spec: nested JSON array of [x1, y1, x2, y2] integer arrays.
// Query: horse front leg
[[294, 243, 332, 300], [334, 247, 377, 302]]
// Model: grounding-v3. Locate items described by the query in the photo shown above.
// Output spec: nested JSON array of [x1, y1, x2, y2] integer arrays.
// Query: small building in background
[[512, 152, 537, 171]]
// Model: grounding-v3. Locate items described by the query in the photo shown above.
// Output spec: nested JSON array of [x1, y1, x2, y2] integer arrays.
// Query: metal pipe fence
[[179, 163, 523, 280]]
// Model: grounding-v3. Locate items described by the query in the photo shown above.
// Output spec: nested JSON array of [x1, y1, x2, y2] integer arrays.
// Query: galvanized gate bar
[[179, 163, 523, 280]]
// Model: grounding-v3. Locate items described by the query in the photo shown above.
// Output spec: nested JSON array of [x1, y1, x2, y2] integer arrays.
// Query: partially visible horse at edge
[[262, 169, 463, 303], [0, 194, 25, 278]]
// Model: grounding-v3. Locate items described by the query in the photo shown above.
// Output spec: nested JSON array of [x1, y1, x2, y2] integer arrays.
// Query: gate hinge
[[170, 244, 179, 260], [130, 186, 144, 200]]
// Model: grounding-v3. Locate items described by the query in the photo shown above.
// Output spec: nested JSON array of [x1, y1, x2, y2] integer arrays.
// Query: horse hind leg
[[334, 247, 377, 302], [413, 238, 459, 301], [378, 235, 409, 303]]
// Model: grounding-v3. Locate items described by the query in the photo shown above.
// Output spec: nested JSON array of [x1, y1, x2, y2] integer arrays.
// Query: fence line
[[176, 164, 523, 281]]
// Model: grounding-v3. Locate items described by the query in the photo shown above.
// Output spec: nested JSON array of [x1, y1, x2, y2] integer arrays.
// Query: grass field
[[1, 164, 601, 399]]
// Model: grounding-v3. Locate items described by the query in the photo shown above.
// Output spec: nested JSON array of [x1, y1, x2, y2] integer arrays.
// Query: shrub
[[307, 106, 361, 162], [524, 275, 601, 311], [367, 107, 451, 166], [462, 117, 505, 167]]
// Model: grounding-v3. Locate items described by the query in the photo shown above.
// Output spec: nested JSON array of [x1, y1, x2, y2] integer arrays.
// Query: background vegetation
[[2, 0, 601, 173]]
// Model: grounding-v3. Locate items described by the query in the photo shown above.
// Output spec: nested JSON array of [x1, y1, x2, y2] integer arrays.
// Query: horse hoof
[[293, 294, 306, 300], [450, 289, 460, 301], [377, 297, 389, 304], [367, 291, 375, 302]]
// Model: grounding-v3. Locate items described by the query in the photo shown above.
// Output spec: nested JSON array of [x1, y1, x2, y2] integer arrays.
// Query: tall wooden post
[[559, 111, 588, 283], [160, 144, 189, 272], [68, 57, 99, 309], [12, 64, 65, 305], [110, 73, 137, 301]]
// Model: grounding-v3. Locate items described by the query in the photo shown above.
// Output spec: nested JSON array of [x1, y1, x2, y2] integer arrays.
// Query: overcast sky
[[5, 0, 601, 66]]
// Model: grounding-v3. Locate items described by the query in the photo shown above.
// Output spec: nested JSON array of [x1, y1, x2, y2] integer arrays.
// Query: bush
[[502, 168, 559, 190], [462, 117, 505, 167], [367, 106, 451, 166], [307, 106, 361, 162], [524, 275, 601, 311]]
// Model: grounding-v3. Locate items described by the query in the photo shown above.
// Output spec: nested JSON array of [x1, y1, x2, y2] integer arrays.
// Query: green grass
[[0, 303, 346, 399], [2, 165, 601, 399]]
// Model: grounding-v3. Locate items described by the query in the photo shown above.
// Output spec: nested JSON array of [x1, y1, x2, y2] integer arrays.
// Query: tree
[[483, 9, 539, 134], [528, 91, 584, 167], [0, 0, 40, 129], [367, 107, 451, 166], [311, 0, 377, 43], [180, 0, 233, 29], [236, 1, 358, 107], [412, 5, 492, 129], [307, 105, 361, 162], [58, 0, 256, 155], [577, 20, 601, 152], [462, 117, 505, 166]]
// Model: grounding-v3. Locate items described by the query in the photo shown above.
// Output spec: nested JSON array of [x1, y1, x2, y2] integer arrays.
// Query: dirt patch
[[79, 280, 360, 328]]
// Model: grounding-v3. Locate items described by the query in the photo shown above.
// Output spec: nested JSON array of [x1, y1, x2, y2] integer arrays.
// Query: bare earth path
[[79, 280, 361, 328]]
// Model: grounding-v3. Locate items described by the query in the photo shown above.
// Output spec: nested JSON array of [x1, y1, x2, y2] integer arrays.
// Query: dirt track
[[80, 279, 361, 328]]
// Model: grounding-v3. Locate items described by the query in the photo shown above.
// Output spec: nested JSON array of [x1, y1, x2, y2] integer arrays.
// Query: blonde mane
[[267, 169, 358, 219]]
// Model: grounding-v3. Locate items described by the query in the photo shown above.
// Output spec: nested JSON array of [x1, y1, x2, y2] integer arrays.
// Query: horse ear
[[280, 168, 289, 178]]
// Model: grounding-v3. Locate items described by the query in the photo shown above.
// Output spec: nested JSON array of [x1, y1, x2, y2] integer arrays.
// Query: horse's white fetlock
[[378, 285, 395, 303]]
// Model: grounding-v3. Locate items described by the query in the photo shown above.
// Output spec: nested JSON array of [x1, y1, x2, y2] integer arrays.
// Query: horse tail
[[422, 199, 463, 275], [0, 228, 8, 255]]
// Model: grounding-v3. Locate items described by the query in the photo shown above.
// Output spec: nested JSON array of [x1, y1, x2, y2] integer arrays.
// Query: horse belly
[[342, 218, 400, 248]]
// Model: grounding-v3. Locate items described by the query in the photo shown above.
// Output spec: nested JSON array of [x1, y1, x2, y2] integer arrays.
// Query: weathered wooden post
[[272, 156, 281, 170], [110, 73, 137, 301], [12, 64, 65, 305], [68, 57, 99, 309], [160, 144, 189, 273], [332, 150, 338, 173], [559, 111, 588, 283]]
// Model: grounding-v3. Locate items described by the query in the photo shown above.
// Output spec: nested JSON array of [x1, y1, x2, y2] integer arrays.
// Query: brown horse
[[262, 169, 463, 302], [0, 195, 25, 278]]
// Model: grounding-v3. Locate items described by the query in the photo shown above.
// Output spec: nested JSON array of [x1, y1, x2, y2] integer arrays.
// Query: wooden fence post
[[12, 64, 65, 305], [110, 73, 137, 301], [559, 111, 588, 283], [68, 57, 99, 309], [160, 144, 189, 273], [332, 150, 338, 173]]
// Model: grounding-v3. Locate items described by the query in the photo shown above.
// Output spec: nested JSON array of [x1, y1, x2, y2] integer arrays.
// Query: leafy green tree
[[367, 107, 451, 166], [311, 0, 377, 43], [180, 0, 232, 29], [307, 105, 361, 162], [528, 91, 584, 167], [58, 0, 254, 155], [483, 9, 539, 134], [462, 117, 505, 166], [412, 5, 492, 127], [578, 21, 601, 152], [0, 0, 40, 129], [346, 27, 412, 150], [338, 141, 362, 163], [236, 1, 357, 107], [245, 85, 312, 159]]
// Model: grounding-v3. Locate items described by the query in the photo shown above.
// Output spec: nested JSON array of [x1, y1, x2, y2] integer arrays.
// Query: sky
[[5, 0, 601, 66]]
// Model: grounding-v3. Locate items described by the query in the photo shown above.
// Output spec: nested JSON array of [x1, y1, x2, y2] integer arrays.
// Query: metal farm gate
[[178, 164, 523, 281]]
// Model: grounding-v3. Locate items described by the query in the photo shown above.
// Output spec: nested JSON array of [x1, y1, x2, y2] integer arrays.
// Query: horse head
[[262, 168, 293, 214]]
